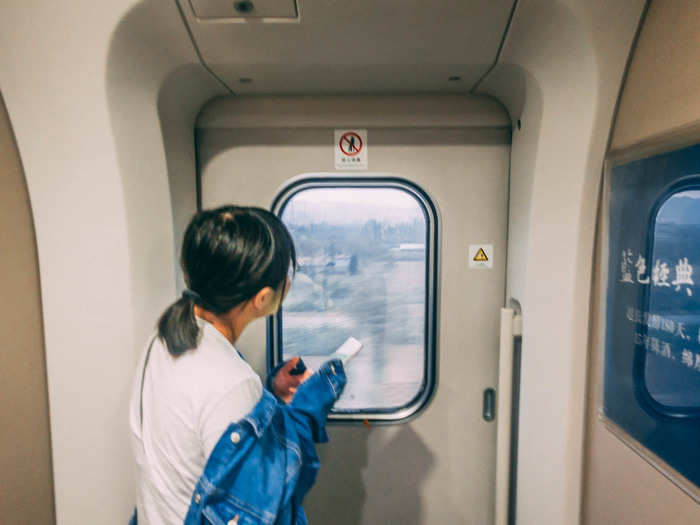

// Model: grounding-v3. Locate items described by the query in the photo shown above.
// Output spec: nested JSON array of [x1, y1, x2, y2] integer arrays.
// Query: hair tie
[[182, 289, 202, 302], [183, 288, 221, 313]]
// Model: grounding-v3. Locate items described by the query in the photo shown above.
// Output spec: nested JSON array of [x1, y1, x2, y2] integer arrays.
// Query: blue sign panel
[[606, 143, 700, 488]]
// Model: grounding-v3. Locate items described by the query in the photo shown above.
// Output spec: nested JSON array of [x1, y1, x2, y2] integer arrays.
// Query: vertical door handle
[[483, 387, 496, 421]]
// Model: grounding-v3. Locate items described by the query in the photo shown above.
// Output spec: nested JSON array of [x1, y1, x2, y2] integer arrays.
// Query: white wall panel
[[478, 0, 645, 523]]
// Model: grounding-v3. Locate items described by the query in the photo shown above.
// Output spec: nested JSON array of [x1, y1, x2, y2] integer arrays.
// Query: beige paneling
[[198, 95, 510, 524], [198, 95, 511, 129], [177, 0, 516, 94], [584, 0, 700, 522], [478, 1, 645, 522], [611, 0, 700, 151], [0, 93, 54, 522]]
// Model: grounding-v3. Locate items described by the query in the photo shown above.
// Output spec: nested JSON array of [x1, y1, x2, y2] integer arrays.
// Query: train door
[[197, 96, 510, 524]]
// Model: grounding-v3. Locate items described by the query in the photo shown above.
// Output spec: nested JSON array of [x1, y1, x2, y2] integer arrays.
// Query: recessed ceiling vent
[[189, 0, 298, 20]]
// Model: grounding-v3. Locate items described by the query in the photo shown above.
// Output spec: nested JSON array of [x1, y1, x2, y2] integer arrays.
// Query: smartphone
[[328, 337, 363, 365]]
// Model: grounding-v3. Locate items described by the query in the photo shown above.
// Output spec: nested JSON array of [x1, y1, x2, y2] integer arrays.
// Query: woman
[[129, 205, 311, 524]]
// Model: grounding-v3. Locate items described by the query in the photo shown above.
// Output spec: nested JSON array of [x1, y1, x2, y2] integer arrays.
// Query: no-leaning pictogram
[[339, 132, 363, 156], [334, 129, 368, 170]]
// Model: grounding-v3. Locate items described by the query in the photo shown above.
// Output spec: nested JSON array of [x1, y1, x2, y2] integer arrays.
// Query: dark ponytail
[[157, 205, 297, 356]]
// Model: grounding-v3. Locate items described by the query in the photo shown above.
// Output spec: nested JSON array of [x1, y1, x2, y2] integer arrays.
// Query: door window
[[270, 177, 438, 420]]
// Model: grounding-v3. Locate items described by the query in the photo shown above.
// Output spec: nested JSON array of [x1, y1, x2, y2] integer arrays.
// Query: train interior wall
[[582, 0, 700, 523], [0, 1, 664, 523], [197, 94, 510, 524], [0, 2, 227, 521], [475, 2, 644, 521], [0, 92, 55, 523]]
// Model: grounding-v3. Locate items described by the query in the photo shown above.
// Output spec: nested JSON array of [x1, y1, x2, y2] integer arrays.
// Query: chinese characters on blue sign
[[620, 251, 693, 293], [606, 143, 700, 489], [619, 252, 700, 378]]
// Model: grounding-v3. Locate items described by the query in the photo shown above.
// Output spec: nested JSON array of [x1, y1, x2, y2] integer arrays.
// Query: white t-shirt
[[129, 317, 263, 525]]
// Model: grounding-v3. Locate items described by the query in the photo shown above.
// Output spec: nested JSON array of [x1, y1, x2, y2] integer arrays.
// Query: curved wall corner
[[0, 1, 225, 523], [477, 0, 646, 523], [106, 0, 227, 333], [0, 91, 55, 524], [0, 3, 140, 522]]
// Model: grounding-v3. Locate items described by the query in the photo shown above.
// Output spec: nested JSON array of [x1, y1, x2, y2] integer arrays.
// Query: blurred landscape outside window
[[279, 187, 428, 411]]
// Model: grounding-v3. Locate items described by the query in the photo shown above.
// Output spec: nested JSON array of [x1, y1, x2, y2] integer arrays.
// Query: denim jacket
[[183, 359, 346, 525]]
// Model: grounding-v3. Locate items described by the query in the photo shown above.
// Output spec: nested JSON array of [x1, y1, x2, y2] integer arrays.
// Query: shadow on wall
[[306, 425, 435, 525]]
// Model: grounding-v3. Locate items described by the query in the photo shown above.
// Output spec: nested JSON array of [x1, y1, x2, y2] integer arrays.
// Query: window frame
[[599, 140, 700, 504], [267, 175, 439, 423], [635, 175, 700, 420]]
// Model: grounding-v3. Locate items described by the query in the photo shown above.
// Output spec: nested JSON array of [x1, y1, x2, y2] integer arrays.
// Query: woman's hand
[[272, 357, 312, 404]]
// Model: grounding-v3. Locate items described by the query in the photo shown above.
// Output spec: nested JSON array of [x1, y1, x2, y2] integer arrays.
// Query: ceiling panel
[[189, 0, 297, 19], [177, 0, 516, 94]]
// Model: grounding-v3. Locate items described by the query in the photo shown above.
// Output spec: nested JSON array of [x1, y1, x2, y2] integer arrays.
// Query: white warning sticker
[[469, 244, 493, 269], [335, 129, 368, 170]]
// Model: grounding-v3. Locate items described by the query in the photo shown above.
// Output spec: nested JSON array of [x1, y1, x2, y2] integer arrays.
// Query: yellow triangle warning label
[[473, 248, 489, 262], [469, 244, 493, 269]]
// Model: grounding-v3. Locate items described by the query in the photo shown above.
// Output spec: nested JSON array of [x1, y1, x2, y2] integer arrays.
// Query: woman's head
[[158, 205, 297, 356]]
